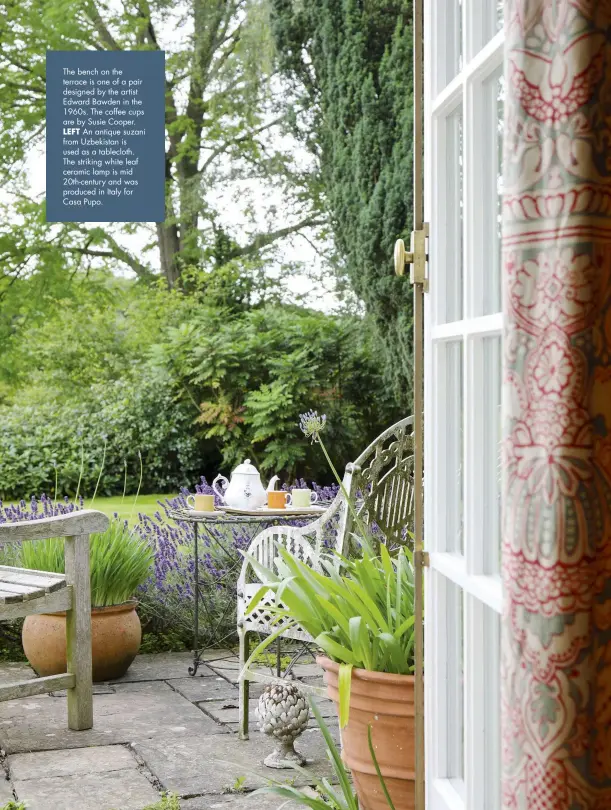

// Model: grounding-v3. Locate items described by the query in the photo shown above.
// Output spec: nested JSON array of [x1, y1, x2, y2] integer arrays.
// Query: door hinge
[[394, 223, 429, 291], [414, 549, 430, 568]]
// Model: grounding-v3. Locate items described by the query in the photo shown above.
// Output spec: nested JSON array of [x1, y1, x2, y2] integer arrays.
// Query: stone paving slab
[[206, 661, 239, 683], [197, 649, 238, 662], [0, 777, 13, 804], [9, 745, 136, 781], [294, 675, 325, 688], [0, 689, 227, 754], [206, 655, 239, 667], [204, 696, 335, 727], [288, 663, 321, 679], [182, 790, 310, 809], [113, 680, 175, 695], [50, 684, 116, 697], [109, 652, 215, 683], [11, 744, 160, 810], [168, 676, 238, 703], [0, 661, 35, 685], [134, 726, 340, 798], [14, 768, 160, 810], [199, 698, 254, 726]]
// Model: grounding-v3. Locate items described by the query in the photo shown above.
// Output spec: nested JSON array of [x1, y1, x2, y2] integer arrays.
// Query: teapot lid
[[232, 458, 259, 475]]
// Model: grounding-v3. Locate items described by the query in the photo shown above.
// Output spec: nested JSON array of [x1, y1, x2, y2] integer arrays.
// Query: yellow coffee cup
[[187, 493, 215, 512]]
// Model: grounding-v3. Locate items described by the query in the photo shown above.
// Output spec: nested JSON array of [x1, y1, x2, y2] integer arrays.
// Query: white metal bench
[[0, 510, 109, 729], [237, 415, 414, 739]]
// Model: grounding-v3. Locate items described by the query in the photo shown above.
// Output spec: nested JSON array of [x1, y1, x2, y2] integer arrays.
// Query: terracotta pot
[[23, 601, 142, 682], [317, 656, 415, 810]]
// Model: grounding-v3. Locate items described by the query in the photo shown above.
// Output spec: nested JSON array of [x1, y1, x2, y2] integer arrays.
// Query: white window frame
[[423, 1, 504, 809]]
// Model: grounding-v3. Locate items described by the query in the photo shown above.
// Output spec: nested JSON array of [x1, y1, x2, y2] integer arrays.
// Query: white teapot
[[212, 459, 279, 510]]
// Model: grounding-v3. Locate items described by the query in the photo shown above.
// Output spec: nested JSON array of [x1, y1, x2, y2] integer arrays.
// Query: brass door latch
[[394, 223, 429, 291]]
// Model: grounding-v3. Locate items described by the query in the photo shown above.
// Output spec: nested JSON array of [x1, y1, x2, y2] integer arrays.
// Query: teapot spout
[[266, 475, 280, 492]]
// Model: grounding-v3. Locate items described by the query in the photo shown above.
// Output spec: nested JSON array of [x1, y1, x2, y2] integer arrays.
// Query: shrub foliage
[[0, 372, 201, 500], [0, 284, 400, 498]]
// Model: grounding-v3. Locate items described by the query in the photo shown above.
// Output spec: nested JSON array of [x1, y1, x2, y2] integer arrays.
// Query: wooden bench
[[0, 510, 109, 729]]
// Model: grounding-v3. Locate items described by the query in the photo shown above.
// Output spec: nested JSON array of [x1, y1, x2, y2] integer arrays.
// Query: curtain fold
[[501, 2, 611, 808]]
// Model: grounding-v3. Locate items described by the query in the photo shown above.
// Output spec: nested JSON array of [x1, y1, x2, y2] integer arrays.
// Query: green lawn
[[85, 493, 178, 525]]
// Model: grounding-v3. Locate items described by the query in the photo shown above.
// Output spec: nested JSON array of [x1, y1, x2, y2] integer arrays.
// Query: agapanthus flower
[[299, 410, 327, 443]]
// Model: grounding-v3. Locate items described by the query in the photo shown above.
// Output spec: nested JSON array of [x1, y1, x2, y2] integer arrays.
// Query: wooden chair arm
[[0, 510, 109, 544]]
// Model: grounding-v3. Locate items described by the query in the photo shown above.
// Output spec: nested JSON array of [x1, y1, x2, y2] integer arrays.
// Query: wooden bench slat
[[0, 567, 66, 593], [0, 589, 26, 604], [0, 586, 72, 618], [0, 564, 65, 581], [0, 581, 46, 600]]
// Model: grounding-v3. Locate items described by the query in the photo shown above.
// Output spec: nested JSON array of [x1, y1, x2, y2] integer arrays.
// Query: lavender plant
[[135, 476, 339, 647], [0, 477, 339, 649], [0, 493, 82, 524], [0, 495, 84, 566]]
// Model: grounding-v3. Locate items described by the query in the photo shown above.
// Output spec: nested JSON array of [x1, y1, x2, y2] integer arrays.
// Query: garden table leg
[[189, 522, 200, 676]]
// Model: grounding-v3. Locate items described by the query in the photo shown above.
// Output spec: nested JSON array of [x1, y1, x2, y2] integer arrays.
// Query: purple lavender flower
[[0, 494, 80, 524], [1, 476, 338, 648], [134, 475, 332, 644]]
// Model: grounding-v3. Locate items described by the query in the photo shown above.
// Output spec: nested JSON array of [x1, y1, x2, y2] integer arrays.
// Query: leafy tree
[[270, 0, 414, 406], [153, 303, 401, 480], [0, 270, 191, 405], [0, 0, 325, 288]]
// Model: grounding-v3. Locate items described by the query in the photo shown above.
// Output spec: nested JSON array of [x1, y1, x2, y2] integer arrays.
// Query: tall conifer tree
[[272, 0, 414, 407]]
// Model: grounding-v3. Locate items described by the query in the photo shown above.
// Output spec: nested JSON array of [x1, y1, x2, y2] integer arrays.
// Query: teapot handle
[[212, 474, 229, 504]]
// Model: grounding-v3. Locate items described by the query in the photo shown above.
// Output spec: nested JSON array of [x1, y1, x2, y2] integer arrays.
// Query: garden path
[[0, 652, 337, 810]]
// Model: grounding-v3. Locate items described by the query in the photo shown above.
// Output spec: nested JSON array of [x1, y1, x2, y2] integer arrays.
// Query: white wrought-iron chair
[[237, 416, 414, 739]]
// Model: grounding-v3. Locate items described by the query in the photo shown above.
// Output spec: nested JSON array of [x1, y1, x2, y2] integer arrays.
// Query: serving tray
[[183, 509, 225, 517], [222, 505, 326, 517]]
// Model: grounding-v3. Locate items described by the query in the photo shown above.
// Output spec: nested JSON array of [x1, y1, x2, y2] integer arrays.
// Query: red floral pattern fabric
[[502, 2, 611, 808]]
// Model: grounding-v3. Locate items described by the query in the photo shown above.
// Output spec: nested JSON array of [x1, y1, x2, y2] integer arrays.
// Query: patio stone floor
[[0, 651, 337, 810]]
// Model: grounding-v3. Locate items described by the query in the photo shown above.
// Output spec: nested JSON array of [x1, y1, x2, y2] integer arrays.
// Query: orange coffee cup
[[267, 491, 287, 509]]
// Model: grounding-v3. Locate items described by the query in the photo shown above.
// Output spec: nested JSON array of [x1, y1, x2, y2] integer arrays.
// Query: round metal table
[[167, 507, 322, 676]]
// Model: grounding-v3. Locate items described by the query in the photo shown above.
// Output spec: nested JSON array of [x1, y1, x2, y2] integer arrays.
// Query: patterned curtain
[[501, 2, 611, 809]]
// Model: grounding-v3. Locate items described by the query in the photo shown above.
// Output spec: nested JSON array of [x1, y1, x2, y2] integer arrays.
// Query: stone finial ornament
[[256, 682, 310, 768]]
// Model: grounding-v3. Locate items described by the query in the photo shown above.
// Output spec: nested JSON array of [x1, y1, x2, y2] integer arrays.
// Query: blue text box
[[46, 50, 165, 223]]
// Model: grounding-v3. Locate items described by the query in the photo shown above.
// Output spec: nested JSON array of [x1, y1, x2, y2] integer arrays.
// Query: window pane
[[473, 0, 503, 53], [496, 0, 504, 35], [482, 335, 502, 573], [447, 579, 465, 783], [478, 68, 504, 316], [483, 603, 501, 810], [441, 340, 464, 553], [440, 109, 464, 323], [438, 0, 463, 90]]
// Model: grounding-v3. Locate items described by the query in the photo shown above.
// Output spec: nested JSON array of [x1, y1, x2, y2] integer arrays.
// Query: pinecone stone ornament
[[257, 682, 310, 768]]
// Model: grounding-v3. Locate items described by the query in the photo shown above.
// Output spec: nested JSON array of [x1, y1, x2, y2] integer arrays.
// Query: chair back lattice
[[347, 414, 415, 552]]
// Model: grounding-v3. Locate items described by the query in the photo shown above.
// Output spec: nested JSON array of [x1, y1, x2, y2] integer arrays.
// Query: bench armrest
[[0, 510, 109, 544]]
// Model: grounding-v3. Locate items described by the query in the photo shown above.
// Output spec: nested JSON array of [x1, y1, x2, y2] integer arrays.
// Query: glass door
[[423, 1, 504, 808]]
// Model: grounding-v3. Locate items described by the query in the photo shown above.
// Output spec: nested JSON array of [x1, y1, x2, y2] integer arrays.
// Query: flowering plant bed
[[0, 480, 339, 660]]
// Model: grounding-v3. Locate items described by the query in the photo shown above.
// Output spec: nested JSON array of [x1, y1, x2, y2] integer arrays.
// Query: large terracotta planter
[[317, 656, 415, 810], [23, 601, 142, 682]]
